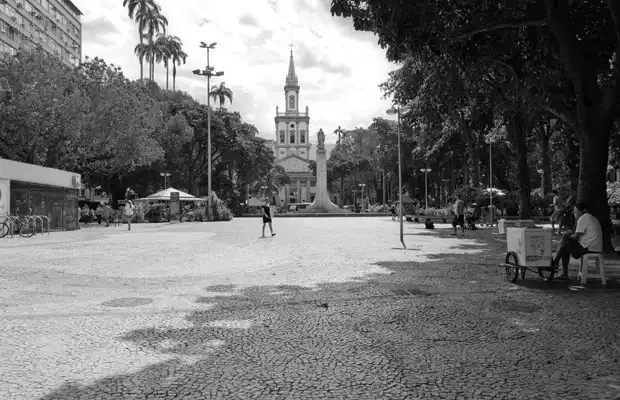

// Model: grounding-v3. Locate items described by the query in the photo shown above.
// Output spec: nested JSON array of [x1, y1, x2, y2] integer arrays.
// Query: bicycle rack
[[38, 215, 50, 235], [30, 215, 46, 235], [8, 216, 19, 238]]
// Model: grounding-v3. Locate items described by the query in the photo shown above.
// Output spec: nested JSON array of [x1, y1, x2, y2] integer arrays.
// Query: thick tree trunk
[[544, 0, 615, 248], [540, 135, 552, 196], [468, 133, 480, 189], [508, 111, 532, 219], [165, 63, 169, 90], [579, 117, 612, 249], [339, 176, 344, 208]]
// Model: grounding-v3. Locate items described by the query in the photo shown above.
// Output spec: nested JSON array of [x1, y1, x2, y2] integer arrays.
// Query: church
[[267, 49, 334, 206]]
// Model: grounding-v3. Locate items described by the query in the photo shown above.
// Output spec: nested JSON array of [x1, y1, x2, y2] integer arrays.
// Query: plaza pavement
[[0, 218, 619, 400]]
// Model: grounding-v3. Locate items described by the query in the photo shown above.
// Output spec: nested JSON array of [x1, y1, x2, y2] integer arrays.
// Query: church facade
[[268, 49, 334, 206]]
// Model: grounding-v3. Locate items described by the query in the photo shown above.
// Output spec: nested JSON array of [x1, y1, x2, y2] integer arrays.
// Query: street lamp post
[[386, 105, 411, 249], [485, 135, 498, 226], [441, 178, 451, 207], [381, 169, 386, 206], [358, 183, 366, 211], [420, 167, 432, 214], [193, 41, 224, 221], [160, 172, 171, 189]]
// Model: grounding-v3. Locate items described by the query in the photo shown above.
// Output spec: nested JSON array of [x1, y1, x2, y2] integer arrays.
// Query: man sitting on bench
[[552, 202, 603, 280]]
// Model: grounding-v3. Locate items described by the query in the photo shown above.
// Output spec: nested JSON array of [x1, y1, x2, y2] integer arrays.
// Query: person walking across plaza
[[551, 189, 565, 234], [552, 202, 603, 280], [124, 200, 135, 231], [95, 204, 103, 225], [261, 198, 275, 237], [452, 194, 466, 236], [81, 204, 90, 226], [102, 203, 112, 227]]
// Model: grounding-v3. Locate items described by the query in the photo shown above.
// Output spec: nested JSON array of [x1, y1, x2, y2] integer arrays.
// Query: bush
[[206, 192, 233, 221]]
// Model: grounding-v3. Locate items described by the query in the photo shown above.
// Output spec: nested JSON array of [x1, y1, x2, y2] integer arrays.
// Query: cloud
[[72, 0, 398, 143], [238, 14, 259, 27], [81, 17, 120, 46]]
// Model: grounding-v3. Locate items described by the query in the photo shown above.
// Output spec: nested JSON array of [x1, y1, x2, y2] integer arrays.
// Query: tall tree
[[330, 0, 620, 245], [138, 5, 168, 80], [209, 82, 233, 110], [155, 34, 183, 90], [171, 45, 187, 91], [122, 0, 158, 81]]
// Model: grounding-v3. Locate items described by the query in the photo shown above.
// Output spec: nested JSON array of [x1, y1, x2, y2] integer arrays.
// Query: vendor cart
[[503, 227, 557, 283]]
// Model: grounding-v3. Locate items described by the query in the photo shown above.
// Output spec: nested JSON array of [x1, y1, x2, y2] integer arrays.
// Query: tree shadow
[[36, 258, 620, 400], [37, 277, 439, 400]]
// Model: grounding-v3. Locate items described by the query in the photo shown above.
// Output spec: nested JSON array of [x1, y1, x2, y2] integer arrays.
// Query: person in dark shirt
[[262, 198, 275, 237]]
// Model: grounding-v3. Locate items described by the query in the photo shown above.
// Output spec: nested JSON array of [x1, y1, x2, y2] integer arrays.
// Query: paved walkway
[[0, 219, 619, 399]]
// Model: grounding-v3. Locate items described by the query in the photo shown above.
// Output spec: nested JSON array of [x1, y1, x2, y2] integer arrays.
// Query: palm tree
[[171, 47, 187, 91], [139, 6, 168, 80], [155, 34, 183, 90], [122, 0, 159, 80], [209, 82, 233, 111], [133, 42, 149, 79]]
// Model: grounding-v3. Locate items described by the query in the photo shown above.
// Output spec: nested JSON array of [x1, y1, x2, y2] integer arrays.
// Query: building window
[[289, 95, 295, 109], [279, 130, 285, 143], [300, 132, 305, 143], [290, 129, 295, 144], [280, 150, 285, 156]]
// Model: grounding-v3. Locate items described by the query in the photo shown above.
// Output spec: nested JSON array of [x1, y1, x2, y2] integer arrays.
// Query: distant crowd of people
[[77, 201, 135, 229]]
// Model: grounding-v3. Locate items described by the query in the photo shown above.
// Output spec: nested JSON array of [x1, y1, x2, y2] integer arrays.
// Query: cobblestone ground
[[0, 218, 619, 400]]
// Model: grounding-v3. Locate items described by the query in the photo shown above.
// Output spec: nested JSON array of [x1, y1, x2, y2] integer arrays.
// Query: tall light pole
[[387, 105, 411, 249], [441, 178, 451, 207], [420, 167, 432, 214], [381, 169, 386, 206], [485, 135, 498, 226], [160, 172, 171, 189], [193, 41, 224, 221], [358, 183, 366, 211]]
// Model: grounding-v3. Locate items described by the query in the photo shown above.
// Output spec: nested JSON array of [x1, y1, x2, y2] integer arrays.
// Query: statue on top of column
[[317, 129, 325, 149]]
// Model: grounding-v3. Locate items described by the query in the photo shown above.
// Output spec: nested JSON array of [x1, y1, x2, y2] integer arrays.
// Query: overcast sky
[[72, 0, 398, 143]]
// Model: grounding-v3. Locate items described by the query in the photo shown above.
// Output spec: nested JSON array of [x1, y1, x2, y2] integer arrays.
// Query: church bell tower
[[274, 46, 310, 160]]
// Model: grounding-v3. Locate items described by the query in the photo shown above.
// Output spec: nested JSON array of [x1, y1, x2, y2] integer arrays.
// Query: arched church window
[[279, 130, 285, 143], [289, 95, 295, 109], [290, 129, 295, 144], [300, 132, 305, 143]]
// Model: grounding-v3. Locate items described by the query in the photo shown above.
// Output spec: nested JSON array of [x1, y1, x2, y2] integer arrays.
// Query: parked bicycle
[[0, 212, 36, 238]]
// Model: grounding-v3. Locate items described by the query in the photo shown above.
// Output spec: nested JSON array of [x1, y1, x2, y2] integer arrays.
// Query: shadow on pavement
[[36, 244, 620, 399]]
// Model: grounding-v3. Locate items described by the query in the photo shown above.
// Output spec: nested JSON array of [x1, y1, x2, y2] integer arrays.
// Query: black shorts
[[452, 215, 464, 227], [263, 218, 272, 224]]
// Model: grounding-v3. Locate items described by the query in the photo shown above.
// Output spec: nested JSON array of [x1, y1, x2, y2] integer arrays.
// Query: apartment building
[[0, 0, 82, 67]]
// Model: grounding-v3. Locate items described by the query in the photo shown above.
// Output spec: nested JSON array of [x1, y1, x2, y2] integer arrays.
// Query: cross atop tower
[[285, 43, 298, 87]]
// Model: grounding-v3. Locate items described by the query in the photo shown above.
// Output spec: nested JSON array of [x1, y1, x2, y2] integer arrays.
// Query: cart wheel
[[504, 252, 519, 283], [538, 267, 556, 283]]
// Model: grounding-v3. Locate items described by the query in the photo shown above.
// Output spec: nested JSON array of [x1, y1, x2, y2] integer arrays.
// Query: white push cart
[[503, 227, 557, 283]]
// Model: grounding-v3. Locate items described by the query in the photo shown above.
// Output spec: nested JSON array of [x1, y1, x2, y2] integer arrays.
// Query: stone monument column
[[306, 129, 340, 212], [306, 180, 311, 202]]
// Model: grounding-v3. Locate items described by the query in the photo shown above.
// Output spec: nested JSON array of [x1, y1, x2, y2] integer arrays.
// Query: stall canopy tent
[[247, 197, 263, 207], [137, 188, 202, 202]]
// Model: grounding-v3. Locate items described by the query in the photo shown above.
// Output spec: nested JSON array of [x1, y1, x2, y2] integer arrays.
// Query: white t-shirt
[[124, 203, 134, 216], [575, 213, 603, 252]]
